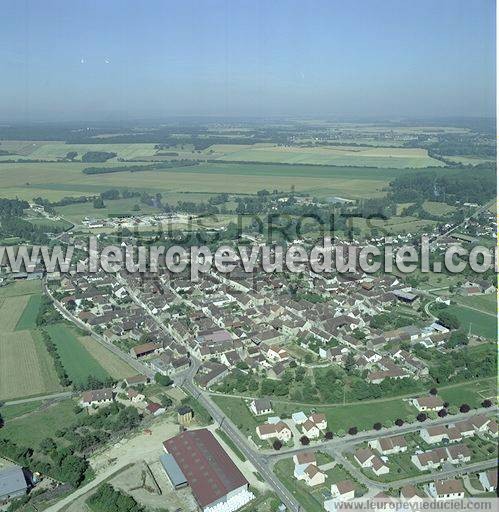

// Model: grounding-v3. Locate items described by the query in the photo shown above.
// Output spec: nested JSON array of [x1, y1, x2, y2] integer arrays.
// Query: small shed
[[160, 453, 188, 489]]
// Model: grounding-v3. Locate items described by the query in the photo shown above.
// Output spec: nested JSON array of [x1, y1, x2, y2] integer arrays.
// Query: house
[[0, 466, 28, 502], [400, 485, 426, 501], [293, 452, 316, 479], [369, 435, 407, 455], [354, 448, 376, 468], [146, 402, 166, 416], [428, 479, 465, 500], [371, 456, 390, 476], [309, 413, 327, 431], [301, 419, 321, 439], [453, 420, 475, 438], [411, 448, 447, 471], [479, 469, 497, 493], [130, 342, 161, 358], [124, 375, 149, 387], [163, 429, 254, 511], [420, 426, 449, 444], [249, 399, 273, 416], [256, 422, 292, 442], [330, 480, 356, 501], [411, 396, 444, 412], [266, 346, 289, 363], [293, 451, 315, 467], [469, 414, 491, 433], [486, 419, 497, 438], [126, 388, 145, 403], [80, 388, 114, 407], [302, 464, 326, 487], [445, 444, 471, 465]]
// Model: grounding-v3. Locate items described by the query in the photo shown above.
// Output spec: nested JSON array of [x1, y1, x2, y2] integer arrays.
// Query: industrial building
[[163, 429, 254, 512]]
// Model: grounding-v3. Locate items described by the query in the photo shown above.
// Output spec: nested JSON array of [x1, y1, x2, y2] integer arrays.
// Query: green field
[[0, 141, 159, 161], [439, 378, 496, 407], [0, 401, 45, 421], [55, 197, 161, 224], [455, 294, 497, 315], [422, 201, 457, 215], [0, 161, 418, 203], [0, 399, 77, 446], [0, 284, 62, 400], [45, 324, 110, 385], [77, 335, 138, 380], [0, 280, 41, 297], [210, 143, 443, 168], [15, 294, 42, 331], [441, 305, 497, 339]]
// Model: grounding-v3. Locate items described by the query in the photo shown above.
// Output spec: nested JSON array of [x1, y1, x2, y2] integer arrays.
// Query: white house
[[371, 456, 390, 476], [420, 426, 449, 444], [249, 399, 273, 416], [256, 421, 292, 442], [428, 479, 465, 500], [330, 480, 355, 501], [293, 452, 316, 479], [411, 448, 447, 471], [411, 396, 444, 412], [302, 419, 321, 439], [309, 413, 327, 431], [302, 464, 326, 487], [80, 388, 114, 407], [369, 435, 407, 455], [479, 469, 497, 493], [354, 448, 376, 468], [445, 444, 471, 465]]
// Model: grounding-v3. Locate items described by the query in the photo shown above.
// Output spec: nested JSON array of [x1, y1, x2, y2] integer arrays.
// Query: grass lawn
[[212, 395, 260, 439], [45, 324, 110, 385], [438, 377, 496, 407], [0, 399, 77, 446], [454, 294, 497, 315], [77, 335, 138, 380], [274, 398, 416, 433], [15, 294, 42, 331], [443, 305, 497, 339], [0, 401, 44, 421], [180, 396, 212, 426]]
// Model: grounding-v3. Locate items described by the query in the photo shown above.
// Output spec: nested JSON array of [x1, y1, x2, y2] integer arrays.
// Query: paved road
[[331, 448, 497, 491], [266, 405, 496, 460], [175, 364, 302, 512]]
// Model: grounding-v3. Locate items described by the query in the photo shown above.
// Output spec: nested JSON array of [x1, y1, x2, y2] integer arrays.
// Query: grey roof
[[0, 466, 27, 499], [160, 453, 187, 488]]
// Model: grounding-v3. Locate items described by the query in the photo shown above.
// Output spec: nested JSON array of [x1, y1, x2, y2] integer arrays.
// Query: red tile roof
[[163, 429, 248, 508]]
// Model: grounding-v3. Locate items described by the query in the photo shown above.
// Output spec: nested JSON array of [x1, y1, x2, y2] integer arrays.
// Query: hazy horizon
[[1, 0, 495, 122]]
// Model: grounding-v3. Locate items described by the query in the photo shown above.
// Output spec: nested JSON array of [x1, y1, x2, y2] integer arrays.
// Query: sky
[[0, 0, 495, 122]]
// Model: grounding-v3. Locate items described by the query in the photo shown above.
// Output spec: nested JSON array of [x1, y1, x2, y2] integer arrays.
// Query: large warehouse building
[[163, 429, 254, 512]]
